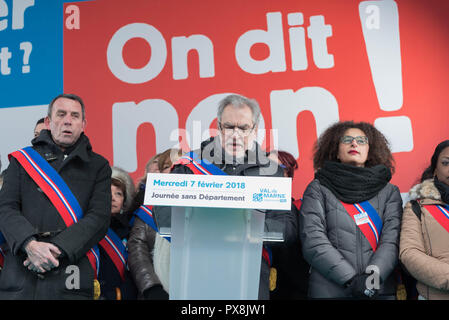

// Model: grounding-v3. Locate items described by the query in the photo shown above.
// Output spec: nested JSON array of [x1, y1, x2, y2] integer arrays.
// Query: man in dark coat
[[153, 94, 298, 300], [0, 93, 111, 299]]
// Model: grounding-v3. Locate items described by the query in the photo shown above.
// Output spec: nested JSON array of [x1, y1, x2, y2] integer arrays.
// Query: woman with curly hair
[[299, 121, 403, 299]]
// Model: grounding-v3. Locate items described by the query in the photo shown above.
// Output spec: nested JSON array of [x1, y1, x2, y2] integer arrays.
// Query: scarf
[[434, 176, 449, 204], [315, 161, 392, 203]]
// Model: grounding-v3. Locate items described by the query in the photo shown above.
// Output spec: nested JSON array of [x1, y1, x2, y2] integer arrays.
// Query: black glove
[[348, 274, 378, 299], [143, 285, 169, 300]]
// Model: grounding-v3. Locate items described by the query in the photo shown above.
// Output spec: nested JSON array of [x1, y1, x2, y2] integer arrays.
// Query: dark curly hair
[[313, 121, 395, 173]]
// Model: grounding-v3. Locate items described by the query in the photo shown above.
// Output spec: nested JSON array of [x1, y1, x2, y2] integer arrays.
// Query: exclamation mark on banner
[[359, 0, 413, 153]]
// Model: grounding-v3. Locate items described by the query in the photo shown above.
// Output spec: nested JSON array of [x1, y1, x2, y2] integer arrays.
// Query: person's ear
[[44, 116, 50, 128]]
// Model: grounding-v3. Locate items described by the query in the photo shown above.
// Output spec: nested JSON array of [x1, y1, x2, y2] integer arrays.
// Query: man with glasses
[[151, 94, 297, 300], [216, 94, 259, 162]]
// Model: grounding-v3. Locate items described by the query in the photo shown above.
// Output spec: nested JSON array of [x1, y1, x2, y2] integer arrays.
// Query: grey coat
[[299, 179, 402, 299]]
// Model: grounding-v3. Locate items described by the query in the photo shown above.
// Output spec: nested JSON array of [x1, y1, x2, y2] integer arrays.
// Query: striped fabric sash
[[423, 204, 449, 233], [174, 151, 227, 176], [174, 151, 272, 266], [340, 200, 383, 252], [98, 228, 128, 280], [131, 205, 171, 242], [8, 146, 100, 276]]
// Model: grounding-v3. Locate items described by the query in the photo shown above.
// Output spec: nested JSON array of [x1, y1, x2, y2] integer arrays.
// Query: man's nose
[[63, 115, 72, 124], [231, 129, 241, 138]]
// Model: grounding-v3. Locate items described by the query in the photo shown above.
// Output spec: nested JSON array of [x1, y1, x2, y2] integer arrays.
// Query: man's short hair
[[47, 93, 85, 120], [217, 94, 261, 126], [35, 117, 45, 126]]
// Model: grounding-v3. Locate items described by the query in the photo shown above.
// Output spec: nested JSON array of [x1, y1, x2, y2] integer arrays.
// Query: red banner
[[63, 0, 449, 198]]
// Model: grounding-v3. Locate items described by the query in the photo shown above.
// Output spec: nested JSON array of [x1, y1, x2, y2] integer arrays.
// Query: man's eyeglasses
[[340, 135, 369, 145], [219, 123, 256, 136]]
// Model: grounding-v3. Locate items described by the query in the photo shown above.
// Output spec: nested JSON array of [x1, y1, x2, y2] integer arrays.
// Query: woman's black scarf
[[434, 176, 449, 204], [315, 161, 392, 203]]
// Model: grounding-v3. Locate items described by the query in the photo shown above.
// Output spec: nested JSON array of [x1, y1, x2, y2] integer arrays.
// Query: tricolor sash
[[340, 200, 383, 252], [8, 146, 100, 276], [293, 199, 302, 211], [131, 205, 171, 242], [98, 228, 128, 280], [175, 151, 227, 176], [423, 204, 449, 233], [262, 245, 272, 267], [174, 151, 272, 266]]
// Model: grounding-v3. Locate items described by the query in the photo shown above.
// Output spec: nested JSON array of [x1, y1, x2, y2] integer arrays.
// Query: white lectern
[[145, 173, 291, 300], [169, 206, 265, 300]]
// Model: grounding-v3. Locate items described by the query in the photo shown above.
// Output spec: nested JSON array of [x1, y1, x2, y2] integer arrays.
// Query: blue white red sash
[[131, 205, 171, 242], [423, 204, 449, 233], [99, 228, 128, 280], [175, 151, 227, 176], [8, 146, 100, 276], [340, 200, 383, 252], [174, 151, 272, 266]]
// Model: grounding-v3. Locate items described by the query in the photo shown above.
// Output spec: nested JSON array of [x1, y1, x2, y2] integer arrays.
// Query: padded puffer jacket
[[400, 179, 449, 300], [299, 179, 403, 299]]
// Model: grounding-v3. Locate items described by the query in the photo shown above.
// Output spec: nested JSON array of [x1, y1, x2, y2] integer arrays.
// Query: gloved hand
[[348, 274, 378, 299], [143, 285, 169, 300]]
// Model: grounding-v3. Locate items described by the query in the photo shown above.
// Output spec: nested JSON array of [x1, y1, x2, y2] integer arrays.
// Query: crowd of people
[[0, 93, 447, 300]]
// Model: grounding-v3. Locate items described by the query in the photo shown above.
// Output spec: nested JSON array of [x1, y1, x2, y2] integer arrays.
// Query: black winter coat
[[0, 130, 111, 299]]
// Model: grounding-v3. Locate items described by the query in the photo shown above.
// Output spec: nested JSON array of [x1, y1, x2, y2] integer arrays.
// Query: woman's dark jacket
[[299, 177, 403, 299]]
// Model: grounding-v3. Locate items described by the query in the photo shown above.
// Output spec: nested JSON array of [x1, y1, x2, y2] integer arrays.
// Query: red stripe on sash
[[99, 237, 126, 280], [340, 202, 378, 252], [87, 249, 99, 278], [10, 150, 76, 227], [424, 204, 449, 233], [293, 199, 302, 211], [184, 163, 204, 175], [176, 157, 213, 175]]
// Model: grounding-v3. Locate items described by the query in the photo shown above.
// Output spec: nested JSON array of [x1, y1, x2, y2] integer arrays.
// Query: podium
[[145, 173, 291, 300], [168, 206, 267, 300]]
